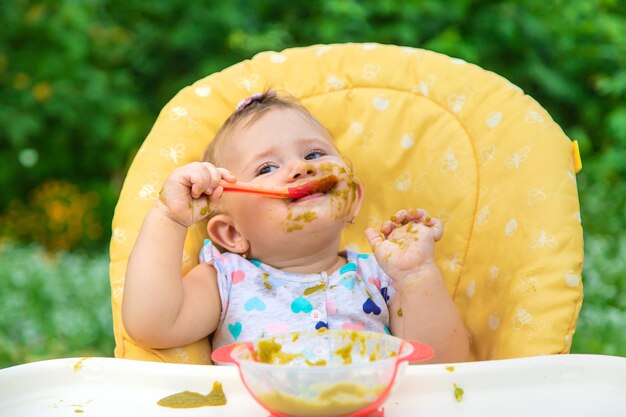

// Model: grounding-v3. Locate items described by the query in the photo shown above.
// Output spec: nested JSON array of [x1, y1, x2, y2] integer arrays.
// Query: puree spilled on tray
[[157, 381, 226, 408]]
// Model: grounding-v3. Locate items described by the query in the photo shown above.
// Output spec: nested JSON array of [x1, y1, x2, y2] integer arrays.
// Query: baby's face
[[218, 108, 361, 260]]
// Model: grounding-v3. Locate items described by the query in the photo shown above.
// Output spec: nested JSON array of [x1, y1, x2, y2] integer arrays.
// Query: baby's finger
[[210, 186, 224, 204], [407, 208, 426, 222], [380, 220, 397, 236], [365, 228, 385, 251], [203, 163, 225, 189], [390, 209, 408, 225], [189, 169, 213, 198], [422, 213, 436, 226], [217, 167, 237, 183], [429, 217, 444, 242], [191, 185, 208, 199]]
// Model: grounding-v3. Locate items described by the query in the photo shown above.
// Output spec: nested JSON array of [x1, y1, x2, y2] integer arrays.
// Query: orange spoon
[[221, 175, 338, 199]]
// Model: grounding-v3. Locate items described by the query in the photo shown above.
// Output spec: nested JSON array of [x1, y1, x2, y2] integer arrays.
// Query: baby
[[123, 91, 469, 363]]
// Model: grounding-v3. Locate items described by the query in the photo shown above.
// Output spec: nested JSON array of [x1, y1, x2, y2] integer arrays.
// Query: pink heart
[[267, 323, 290, 334], [231, 270, 246, 285], [342, 322, 365, 331], [326, 299, 337, 315], [368, 277, 381, 290]]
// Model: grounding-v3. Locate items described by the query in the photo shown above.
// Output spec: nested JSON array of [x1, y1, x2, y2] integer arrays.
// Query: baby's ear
[[206, 214, 250, 255]]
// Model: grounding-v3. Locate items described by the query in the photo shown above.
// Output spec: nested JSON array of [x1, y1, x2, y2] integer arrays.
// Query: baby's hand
[[365, 208, 443, 280], [157, 162, 236, 227]]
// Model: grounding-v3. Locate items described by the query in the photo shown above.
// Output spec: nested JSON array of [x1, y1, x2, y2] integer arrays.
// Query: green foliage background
[[1, 0, 625, 367]]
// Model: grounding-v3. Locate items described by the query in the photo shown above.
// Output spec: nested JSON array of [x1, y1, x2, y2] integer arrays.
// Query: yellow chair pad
[[110, 43, 583, 363]]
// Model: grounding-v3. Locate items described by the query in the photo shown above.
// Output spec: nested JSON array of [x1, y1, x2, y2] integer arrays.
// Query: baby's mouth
[[288, 175, 338, 203]]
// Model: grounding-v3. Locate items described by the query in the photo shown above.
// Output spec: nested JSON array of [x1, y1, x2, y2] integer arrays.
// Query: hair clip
[[235, 90, 277, 111]]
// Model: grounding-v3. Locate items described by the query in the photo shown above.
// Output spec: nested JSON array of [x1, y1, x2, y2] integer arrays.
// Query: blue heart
[[315, 321, 328, 330], [291, 296, 313, 314], [250, 259, 262, 267], [228, 322, 242, 340], [381, 287, 390, 302], [244, 296, 266, 312], [340, 262, 357, 274], [339, 277, 355, 290], [363, 298, 381, 315], [357, 253, 370, 259], [383, 326, 391, 335]]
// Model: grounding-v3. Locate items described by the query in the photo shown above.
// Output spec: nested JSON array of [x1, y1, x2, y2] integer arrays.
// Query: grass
[[0, 231, 624, 369], [0, 242, 114, 369]]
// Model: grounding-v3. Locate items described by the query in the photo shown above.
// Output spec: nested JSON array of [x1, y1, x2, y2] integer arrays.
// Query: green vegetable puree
[[157, 381, 226, 408], [257, 338, 302, 364], [259, 382, 384, 417], [453, 383, 464, 402]]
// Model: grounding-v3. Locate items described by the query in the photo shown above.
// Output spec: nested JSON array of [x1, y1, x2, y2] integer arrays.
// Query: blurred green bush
[[0, 242, 113, 368], [571, 234, 626, 356]]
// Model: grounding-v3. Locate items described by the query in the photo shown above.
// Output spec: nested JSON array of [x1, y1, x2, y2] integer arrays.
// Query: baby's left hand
[[365, 208, 443, 279]]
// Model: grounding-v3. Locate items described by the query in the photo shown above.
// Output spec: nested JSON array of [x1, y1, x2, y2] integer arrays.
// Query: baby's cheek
[[336, 175, 360, 219], [318, 159, 352, 178]]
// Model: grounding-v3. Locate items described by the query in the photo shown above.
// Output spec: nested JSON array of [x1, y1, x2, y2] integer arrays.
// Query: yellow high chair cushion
[[110, 43, 583, 363]]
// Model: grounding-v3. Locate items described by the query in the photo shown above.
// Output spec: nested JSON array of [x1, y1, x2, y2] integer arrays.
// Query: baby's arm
[[122, 162, 235, 349], [365, 209, 469, 363]]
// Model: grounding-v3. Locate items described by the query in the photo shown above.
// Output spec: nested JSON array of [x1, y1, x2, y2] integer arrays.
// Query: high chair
[[110, 43, 583, 363]]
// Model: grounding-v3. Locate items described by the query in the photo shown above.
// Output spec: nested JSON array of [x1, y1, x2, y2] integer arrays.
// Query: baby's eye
[[304, 149, 326, 160], [256, 163, 278, 176]]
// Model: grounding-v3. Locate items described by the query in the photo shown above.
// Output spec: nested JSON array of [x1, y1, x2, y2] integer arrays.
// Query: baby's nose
[[290, 161, 317, 180]]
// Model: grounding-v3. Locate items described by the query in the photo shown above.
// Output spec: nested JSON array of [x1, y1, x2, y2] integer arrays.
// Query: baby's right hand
[[157, 162, 236, 227]]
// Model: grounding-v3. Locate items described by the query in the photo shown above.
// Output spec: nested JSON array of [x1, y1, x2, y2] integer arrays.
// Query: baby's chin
[[280, 207, 350, 235]]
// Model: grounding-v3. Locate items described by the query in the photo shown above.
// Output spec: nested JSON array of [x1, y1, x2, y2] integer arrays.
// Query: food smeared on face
[[282, 160, 360, 232], [323, 160, 360, 221], [285, 210, 318, 232]]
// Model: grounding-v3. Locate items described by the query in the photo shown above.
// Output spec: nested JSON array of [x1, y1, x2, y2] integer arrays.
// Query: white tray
[[0, 354, 625, 417]]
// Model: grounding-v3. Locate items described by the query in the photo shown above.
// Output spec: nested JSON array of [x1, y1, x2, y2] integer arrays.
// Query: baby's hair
[[203, 90, 329, 165]]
